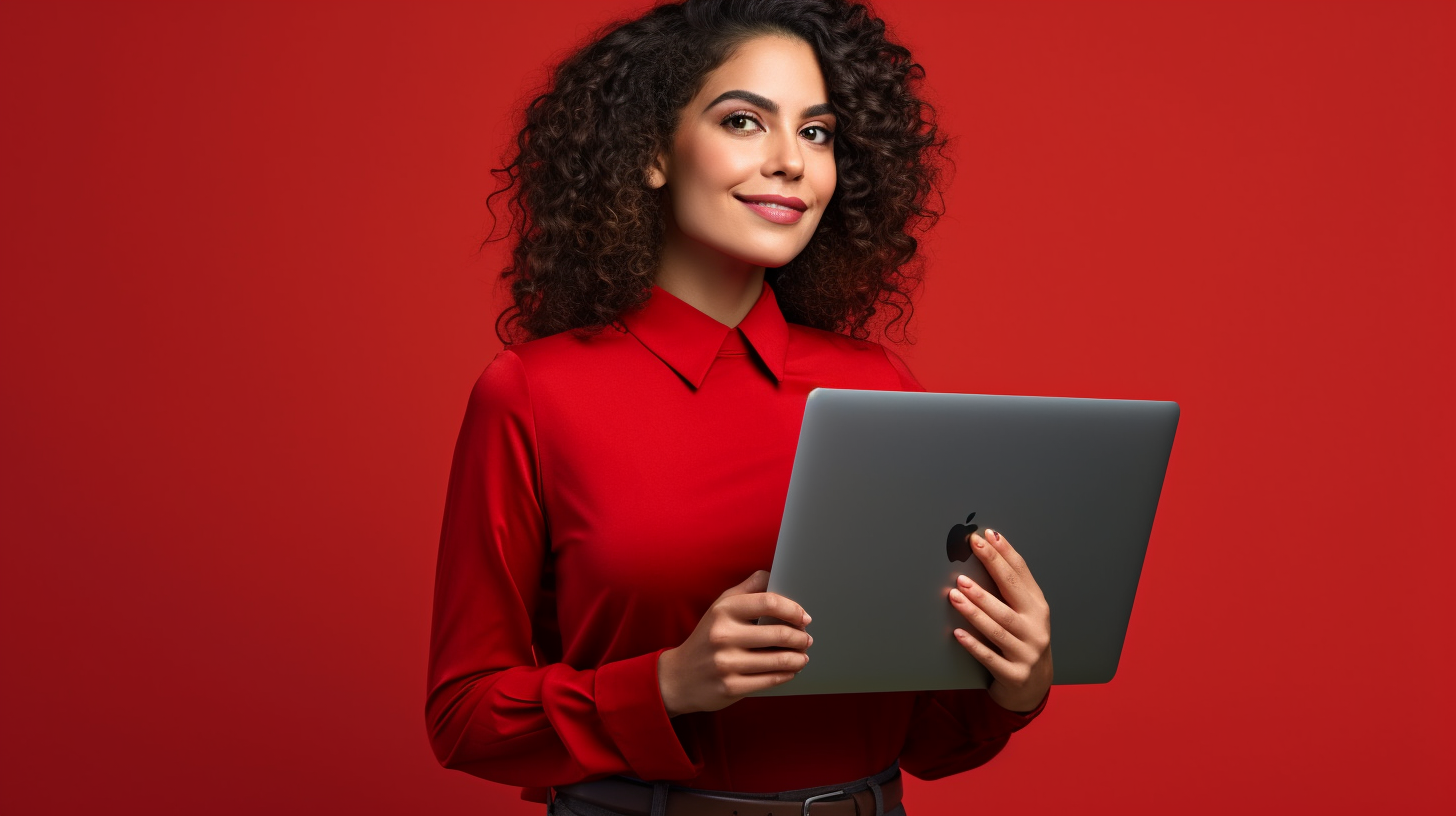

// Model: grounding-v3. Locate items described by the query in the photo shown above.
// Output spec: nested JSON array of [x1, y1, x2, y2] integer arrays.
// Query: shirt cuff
[[595, 648, 699, 780], [986, 686, 1049, 731]]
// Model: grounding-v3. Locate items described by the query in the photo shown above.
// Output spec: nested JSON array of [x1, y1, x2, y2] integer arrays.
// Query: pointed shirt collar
[[621, 282, 789, 389]]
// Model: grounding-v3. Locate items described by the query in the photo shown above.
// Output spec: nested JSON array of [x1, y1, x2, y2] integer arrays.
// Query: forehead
[[694, 35, 828, 105]]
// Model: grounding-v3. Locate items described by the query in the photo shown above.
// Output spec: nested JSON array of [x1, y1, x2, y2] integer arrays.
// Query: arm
[[879, 345, 1051, 778], [903, 529, 1052, 778], [425, 351, 699, 786], [900, 687, 1047, 778]]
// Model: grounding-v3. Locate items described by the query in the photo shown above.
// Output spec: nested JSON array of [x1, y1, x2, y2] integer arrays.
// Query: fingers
[[969, 531, 1019, 598], [948, 530, 1053, 696], [723, 590, 811, 626], [970, 530, 1042, 609], [721, 570, 770, 598], [718, 573, 813, 625], [951, 573, 1025, 639], [720, 671, 800, 697], [713, 646, 810, 677], [949, 584, 1028, 660], [984, 529, 1033, 576], [728, 623, 813, 651], [953, 625, 1014, 676]]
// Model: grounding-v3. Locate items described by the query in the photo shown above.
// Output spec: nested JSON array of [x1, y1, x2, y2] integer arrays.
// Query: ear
[[646, 151, 668, 189]]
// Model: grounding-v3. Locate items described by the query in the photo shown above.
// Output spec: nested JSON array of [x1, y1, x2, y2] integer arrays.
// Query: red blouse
[[426, 282, 1045, 799]]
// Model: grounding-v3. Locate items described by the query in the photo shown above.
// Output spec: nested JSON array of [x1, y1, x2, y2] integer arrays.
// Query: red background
[[2, 1, 1451, 813]]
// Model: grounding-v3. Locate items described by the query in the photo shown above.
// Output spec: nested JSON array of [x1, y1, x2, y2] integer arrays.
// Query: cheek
[[675, 136, 752, 192], [817, 154, 837, 201]]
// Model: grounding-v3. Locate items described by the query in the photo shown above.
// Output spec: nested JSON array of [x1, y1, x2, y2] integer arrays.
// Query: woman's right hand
[[656, 570, 812, 717]]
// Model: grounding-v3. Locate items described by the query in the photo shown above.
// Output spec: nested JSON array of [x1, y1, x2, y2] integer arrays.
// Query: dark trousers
[[550, 802, 907, 816], [548, 763, 906, 816]]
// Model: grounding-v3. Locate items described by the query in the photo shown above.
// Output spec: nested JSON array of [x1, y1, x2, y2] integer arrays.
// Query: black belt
[[553, 763, 902, 816]]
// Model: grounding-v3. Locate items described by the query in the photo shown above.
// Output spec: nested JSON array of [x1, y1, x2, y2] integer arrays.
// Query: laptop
[[750, 389, 1179, 696]]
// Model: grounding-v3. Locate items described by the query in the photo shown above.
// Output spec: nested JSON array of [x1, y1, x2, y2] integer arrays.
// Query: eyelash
[[721, 110, 835, 145]]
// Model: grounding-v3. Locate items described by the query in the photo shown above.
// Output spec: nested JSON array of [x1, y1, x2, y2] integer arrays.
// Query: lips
[[735, 194, 806, 211], [735, 194, 807, 225]]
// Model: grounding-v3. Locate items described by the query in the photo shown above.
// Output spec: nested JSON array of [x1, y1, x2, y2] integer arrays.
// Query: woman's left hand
[[948, 528, 1052, 712]]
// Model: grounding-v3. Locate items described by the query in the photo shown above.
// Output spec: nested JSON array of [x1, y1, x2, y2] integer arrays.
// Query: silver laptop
[[751, 389, 1179, 696]]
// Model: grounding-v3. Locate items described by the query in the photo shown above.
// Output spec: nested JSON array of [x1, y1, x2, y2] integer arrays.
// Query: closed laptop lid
[[752, 389, 1179, 697]]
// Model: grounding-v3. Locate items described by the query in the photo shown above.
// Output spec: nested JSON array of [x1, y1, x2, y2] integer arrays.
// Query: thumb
[[721, 569, 770, 598]]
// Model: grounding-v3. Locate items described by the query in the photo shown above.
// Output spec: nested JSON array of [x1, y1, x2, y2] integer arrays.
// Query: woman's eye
[[801, 126, 834, 145], [723, 113, 764, 134]]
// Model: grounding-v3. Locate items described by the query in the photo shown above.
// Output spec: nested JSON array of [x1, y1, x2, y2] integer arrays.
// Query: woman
[[426, 1, 1052, 813]]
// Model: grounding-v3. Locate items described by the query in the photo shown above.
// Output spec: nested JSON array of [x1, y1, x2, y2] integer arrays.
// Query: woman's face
[[649, 35, 837, 271]]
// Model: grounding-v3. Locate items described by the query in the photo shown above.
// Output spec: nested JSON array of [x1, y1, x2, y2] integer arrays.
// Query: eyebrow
[[703, 90, 834, 119]]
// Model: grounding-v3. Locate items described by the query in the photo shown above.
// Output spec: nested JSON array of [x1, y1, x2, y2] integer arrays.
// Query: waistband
[[553, 762, 902, 816]]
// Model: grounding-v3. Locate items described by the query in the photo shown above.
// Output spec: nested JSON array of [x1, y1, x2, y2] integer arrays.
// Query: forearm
[[988, 677, 1051, 713], [900, 688, 1046, 779], [426, 650, 698, 786]]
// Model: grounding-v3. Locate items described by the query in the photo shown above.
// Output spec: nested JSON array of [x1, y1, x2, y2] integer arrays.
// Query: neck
[[655, 215, 766, 328]]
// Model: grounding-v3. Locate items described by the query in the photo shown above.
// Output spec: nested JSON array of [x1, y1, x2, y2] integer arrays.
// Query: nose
[[762, 128, 804, 180]]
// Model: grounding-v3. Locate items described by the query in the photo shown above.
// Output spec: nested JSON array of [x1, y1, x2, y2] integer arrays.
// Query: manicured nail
[[990, 529, 1001, 541]]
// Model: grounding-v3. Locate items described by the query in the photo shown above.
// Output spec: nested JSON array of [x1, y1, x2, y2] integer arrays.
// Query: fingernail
[[972, 536, 985, 549], [803, 613, 812, 624], [807, 635, 814, 647], [954, 628, 968, 639], [957, 574, 971, 587], [990, 529, 1001, 541], [949, 588, 966, 603]]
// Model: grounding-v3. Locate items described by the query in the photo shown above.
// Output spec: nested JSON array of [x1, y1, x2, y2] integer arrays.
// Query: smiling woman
[[426, 1, 1050, 814], [648, 35, 839, 308], [484, 0, 944, 344]]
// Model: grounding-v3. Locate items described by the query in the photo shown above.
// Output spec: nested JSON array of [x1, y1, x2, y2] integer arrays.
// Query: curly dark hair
[[487, 0, 946, 344]]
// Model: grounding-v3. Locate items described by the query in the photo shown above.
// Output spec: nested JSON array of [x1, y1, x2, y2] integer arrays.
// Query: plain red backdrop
[[1, 1, 1451, 813]]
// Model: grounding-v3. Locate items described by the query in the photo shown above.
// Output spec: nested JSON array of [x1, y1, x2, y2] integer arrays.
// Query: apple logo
[[946, 513, 978, 562]]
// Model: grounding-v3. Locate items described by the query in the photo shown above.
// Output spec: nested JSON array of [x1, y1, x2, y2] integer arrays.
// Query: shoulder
[[478, 326, 630, 387], [786, 324, 926, 392], [497, 326, 615, 368], [467, 325, 642, 421], [786, 322, 897, 366], [458, 348, 533, 437]]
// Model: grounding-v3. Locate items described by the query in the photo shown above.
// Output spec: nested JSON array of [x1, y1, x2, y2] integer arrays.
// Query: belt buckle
[[801, 789, 847, 816]]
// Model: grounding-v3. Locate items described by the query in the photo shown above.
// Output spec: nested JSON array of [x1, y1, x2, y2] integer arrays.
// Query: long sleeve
[[900, 688, 1047, 778], [424, 350, 699, 787]]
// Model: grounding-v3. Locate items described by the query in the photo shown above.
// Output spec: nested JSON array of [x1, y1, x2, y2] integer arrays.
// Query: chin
[[680, 218, 820, 270], [730, 252, 804, 270], [727, 237, 816, 270]]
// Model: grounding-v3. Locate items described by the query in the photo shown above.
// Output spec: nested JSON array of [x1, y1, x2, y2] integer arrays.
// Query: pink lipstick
[[735, 194, 806, 225]]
